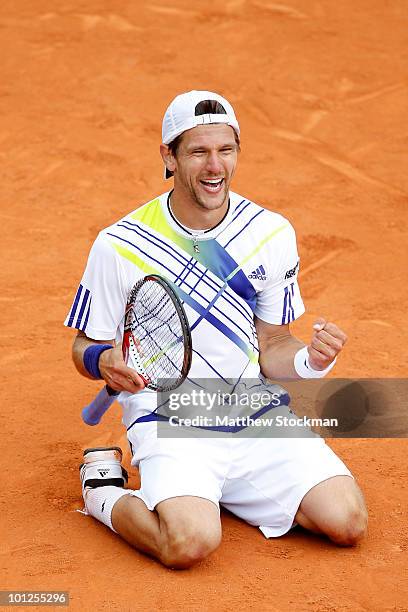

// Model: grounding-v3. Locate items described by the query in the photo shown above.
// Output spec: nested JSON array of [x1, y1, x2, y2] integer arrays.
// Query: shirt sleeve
[[254, 222, 305, 325], [64, 234, 128, 340]]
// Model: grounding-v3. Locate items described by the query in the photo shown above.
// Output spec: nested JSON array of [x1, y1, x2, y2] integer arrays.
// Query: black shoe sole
[[83, 446, 123, 458]]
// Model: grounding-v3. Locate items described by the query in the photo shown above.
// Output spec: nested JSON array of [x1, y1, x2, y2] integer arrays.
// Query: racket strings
[[137, 292, 171, 326], [128, 280, 187, 385]]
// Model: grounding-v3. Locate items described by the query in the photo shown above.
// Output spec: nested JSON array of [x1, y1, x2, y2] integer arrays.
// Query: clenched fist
[[308, 318, 347, 370]]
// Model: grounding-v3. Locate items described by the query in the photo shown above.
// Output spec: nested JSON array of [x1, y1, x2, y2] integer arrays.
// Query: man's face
[[170, 124, 239, 211]]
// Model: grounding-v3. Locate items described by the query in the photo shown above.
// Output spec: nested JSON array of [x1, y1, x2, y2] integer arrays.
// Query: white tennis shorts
[[126, 422, 352, 538]]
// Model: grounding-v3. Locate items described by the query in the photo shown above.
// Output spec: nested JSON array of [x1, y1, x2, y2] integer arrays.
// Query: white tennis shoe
[[79, 446, 128, 496]]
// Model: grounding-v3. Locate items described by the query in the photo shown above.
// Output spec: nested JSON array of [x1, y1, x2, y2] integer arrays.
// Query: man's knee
[[326, 500, 368, 546], [161, 527, 221, 569], [297, 476, 368, 546], [157, 496, 222, 569]]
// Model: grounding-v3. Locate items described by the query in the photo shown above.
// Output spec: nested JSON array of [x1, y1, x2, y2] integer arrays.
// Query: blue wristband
[[83, 344, 113, 379]]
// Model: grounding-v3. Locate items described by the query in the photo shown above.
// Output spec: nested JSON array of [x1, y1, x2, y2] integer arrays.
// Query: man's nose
[[205, 151, 222, 174]]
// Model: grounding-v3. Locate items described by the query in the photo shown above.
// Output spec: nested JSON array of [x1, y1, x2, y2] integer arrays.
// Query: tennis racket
[[82, 274, 192, 425]]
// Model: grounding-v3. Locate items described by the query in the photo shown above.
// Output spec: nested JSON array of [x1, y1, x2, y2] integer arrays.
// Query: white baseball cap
[[162, 90, 240, 178]]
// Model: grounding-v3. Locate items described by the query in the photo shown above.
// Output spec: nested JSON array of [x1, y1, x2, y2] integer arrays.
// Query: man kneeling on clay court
[[65, 90, 367, 568]]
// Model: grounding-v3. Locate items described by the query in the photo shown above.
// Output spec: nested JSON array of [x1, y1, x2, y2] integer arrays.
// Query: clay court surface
[[1, 0, 407, 610]]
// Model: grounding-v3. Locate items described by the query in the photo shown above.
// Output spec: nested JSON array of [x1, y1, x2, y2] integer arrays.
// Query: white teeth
[[201, 178, 223, 186]]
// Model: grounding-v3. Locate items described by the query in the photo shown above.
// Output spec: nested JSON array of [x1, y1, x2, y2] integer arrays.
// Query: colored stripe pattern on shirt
[[66, 284, 92, 331]]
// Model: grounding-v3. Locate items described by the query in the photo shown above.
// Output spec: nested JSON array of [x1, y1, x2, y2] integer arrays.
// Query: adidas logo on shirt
[[248, 265, 266, 281]]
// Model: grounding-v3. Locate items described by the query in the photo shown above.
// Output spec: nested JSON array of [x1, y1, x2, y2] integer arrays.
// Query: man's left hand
[[308, 318, 347, 370]]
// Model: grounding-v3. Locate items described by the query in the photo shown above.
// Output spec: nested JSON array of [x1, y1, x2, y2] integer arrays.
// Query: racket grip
[[82, 385, 119, 426]]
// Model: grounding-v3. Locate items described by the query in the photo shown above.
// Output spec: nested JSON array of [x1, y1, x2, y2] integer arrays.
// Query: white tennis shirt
[[65, 191, 305, 426], [65, 192, 304, 378]]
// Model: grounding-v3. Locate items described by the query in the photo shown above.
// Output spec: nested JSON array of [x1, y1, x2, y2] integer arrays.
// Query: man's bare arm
[[255, 317, 347, 380]]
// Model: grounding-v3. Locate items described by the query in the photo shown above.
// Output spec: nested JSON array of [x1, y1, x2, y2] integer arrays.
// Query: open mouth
[[200, 178, 224, 192]]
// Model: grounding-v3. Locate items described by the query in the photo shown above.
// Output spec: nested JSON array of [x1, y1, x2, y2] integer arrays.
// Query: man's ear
[[160, 144, 176, 175]]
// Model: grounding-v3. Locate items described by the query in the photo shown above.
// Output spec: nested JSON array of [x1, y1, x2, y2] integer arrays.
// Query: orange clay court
[[1, 1, 407, 610]]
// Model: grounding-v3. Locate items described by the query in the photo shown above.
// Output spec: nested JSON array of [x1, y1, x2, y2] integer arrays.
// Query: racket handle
[[82, 385, 119, 426]]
